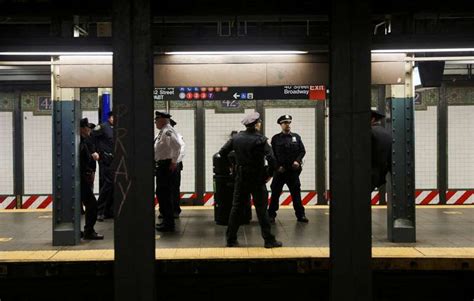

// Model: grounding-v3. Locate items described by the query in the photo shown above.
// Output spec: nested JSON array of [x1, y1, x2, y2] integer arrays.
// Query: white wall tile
[[0, 112, 14, 194], [23, 112, 52, 194], [169, 109, 195, 192], [415, 106, 438, 189], [448, 106, 474, 188], [264, 108, 316, 191], [204, 109, 254, 191]]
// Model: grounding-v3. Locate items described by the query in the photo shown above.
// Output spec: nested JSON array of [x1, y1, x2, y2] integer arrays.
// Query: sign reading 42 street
[[153, 85, 326, 101]]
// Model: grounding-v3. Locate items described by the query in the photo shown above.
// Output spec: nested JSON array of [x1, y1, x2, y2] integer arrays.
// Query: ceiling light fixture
[[164, 51, 308, 55], [372, 48, 474, 53], [0, 52, 113, 56]]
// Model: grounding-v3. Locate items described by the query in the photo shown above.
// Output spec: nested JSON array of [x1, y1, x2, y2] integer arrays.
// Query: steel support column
[[52, 100, 81, 246], [376, 85, 387, 205], [113, 0, 155, 300], [315, 100, 326, 204], [437, 85, 448, 204], [195, 101, 206, 204], [330, 0, 372, 300], [13, 91, 23, 208], [386, 83, 416, 243]]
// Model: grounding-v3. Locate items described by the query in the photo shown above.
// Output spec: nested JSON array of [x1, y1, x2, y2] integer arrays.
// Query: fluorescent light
[[164, 51, 308, 55], [372, 48, 474, 53], [0, 52, 113, 56]]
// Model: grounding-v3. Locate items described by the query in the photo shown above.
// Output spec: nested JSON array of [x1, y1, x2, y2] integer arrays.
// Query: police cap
[[241, 112, 261, 127], [277, 115, 292, 124], [80, 118, 95, 129], [371, 109, 385, 120], [155, 111, 172, 119]]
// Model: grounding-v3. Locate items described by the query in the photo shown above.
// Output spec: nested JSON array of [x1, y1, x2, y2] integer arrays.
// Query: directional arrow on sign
[[233, 93, 240, 100]]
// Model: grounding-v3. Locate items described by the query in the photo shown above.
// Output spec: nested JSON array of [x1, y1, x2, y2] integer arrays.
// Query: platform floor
[[0, 206, 473, 262]]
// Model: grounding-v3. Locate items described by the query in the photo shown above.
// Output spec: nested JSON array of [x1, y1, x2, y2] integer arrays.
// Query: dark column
[[330, 0, 372, 300], [113, 0, 155, 300], [376, 85, 387, 205], [195, 101, 205, 204], [256, 99, 265, 136], [437, 85, 448, 204], [386, 95, 416, 242], [52, 100, 81, 246], [315, 100, 326, 204], [13, 92, 23, 208]]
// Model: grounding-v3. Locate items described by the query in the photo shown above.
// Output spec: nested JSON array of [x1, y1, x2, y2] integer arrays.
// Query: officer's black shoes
[[97, 215, 105, 222], [83, 231, 104, 240], [155, 224, 175, 232], [264, 240, 283, 249], [226, 240, 240, 247], [297, 216, 309, 223], [269, 217, 276, 224]]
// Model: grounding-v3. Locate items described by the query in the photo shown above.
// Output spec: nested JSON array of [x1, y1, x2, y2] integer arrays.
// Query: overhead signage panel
[[153, 85, 326, 101]]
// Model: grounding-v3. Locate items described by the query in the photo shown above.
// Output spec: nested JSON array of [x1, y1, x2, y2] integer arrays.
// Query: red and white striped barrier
[[370, 190, 474, 205], [1, 190, 474, 209], [0, 196, 16, 209]]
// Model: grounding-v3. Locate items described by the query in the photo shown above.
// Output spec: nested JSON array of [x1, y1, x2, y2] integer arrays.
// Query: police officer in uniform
[[219, 112, 282, 248], [94, 111, 114, 221], [154, 111, 182, 232], [170, 118, 185, 218], [79, 118, 103, 240], [371, 110, 392, 190], [268, 115, 308, 223]]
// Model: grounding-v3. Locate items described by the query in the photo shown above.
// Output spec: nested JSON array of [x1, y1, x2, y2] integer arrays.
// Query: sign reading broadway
[[153, 85, 326, 101]]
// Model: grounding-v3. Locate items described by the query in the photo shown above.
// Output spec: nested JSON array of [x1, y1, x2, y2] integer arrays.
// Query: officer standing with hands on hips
[[154, 111, 182, 232], [219, 112, 282, 248], [268, 114, 308, 223]]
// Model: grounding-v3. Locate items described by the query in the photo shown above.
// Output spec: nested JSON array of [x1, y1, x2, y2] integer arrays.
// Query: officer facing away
[[79, 118, 103, 240], [371, 109, 392, 190], [268, 115, 308, 223], [94, 111, 115, 221], [219, 112, 282, 248]]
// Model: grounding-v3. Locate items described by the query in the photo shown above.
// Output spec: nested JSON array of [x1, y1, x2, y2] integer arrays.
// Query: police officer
[[268, 115, 308, 223], [94, 111, 114, 221], [170, 118, 185, 218], [79, 118, 103, 240], [154, 111, 182, 232], [219, 112, 282, 248], [371, 110, 392, 190]]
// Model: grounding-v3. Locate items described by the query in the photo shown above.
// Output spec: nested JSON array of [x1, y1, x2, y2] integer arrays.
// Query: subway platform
[[1, 206, 473, 300]]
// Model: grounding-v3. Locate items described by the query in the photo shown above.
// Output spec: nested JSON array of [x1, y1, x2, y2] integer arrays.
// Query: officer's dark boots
[[264, 240, 283, 248]]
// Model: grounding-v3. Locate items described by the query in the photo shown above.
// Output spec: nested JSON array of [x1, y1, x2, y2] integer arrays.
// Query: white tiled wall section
[[415, 106, 438, 189], [205, 109, 254, 191], [82, 110, 99, 194], [448, 106, 474, 188], [169, 109, 195, 192], [264, 108, 316, 191], [23, 112, 52, 194], [0, 112, 14, 194]]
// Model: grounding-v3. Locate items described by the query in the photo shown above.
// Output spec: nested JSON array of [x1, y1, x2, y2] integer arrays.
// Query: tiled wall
[[0, 112, 14, 194], [448, 106, 474, 188], [169, 109, 195, 192], [415, 106, 438, 189], [204, 109, 254, 191], [264, 108, 316, 191], [23, 112, 52, 194]]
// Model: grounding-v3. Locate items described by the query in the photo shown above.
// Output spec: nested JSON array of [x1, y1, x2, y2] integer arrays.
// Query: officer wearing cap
[[94, 111, 115, 221], [268, 114, 308, 223], [219, 112, 282, 248], [154, 111, 183, 232], [79, 118, 103, 240], [371, 109, 392, 190]]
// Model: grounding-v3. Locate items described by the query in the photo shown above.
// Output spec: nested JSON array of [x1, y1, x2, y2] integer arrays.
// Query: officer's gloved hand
[[292, 161, 300, 170], [277, 166, 285, 173]]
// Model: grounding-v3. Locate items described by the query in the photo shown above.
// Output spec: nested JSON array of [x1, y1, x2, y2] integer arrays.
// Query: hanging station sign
[[153, 85, 326, 101]]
